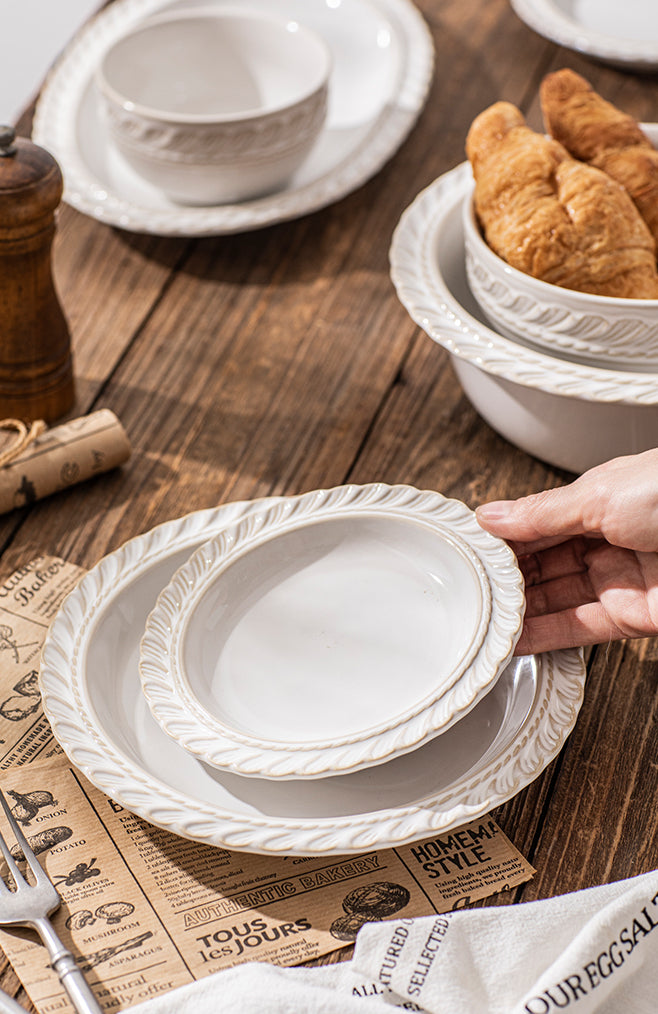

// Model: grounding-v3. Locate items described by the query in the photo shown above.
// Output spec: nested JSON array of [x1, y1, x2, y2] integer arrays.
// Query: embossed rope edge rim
[[39, 496, 584, 853], [388, 162, 658, 406], [32, 0, 435, 236], [139, 483, 524, 779], [465, 257, 658, 363], [141, 483, 503, 750]]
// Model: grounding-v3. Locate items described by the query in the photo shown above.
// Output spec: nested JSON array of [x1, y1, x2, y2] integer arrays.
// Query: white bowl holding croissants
[[464, 70, 658, 366]]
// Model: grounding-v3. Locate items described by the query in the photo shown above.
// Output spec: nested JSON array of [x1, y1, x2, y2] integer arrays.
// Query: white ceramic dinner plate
[[139, 484, 524, 779], [510, 0, 658, 71], [389, 159, 658, 404], [31, 0, 433, 235], [40, 497, 585, 855]]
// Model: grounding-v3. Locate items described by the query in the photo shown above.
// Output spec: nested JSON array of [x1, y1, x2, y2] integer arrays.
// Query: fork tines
[[0, 789, 46, 887]]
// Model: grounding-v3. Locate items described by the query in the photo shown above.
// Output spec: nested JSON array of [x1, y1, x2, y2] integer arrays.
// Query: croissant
[[540, 69, 658, 247], [465, 101, 658, 299]]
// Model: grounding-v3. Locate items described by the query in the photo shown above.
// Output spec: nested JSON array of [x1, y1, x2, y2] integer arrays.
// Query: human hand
[[475, 449, 658, 655]]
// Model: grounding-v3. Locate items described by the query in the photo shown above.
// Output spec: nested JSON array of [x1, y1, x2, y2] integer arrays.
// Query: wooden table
[[4, 0, 658, 1006]]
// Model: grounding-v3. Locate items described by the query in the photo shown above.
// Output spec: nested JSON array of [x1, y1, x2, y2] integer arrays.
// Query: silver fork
[[0, 984, 29, 1014], [0, 789, 102, 1014]]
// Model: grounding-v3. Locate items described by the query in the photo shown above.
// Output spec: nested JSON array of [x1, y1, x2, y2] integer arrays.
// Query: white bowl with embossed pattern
[[138, 483, 524, 780], [462, 180, 658, 368], [95, 7, 330, 205], [390, 162, 658, 474]]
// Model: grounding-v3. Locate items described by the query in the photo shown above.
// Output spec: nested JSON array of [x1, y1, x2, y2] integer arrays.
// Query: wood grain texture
[[2, 0, 658, 1006], [0, 135, 74, 421]]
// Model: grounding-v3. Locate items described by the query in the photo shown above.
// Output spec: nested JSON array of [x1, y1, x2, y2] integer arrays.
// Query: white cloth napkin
[[130, 869, 658, 1013]]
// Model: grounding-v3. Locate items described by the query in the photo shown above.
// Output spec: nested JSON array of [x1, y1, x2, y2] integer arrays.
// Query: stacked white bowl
[[462, 194, 658, 369], [95, 7, 331, 205], [389, 128, 658, 475]]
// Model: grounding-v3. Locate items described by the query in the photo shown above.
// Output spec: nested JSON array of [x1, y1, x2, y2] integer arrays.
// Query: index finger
[[476, 484, 599, 545]]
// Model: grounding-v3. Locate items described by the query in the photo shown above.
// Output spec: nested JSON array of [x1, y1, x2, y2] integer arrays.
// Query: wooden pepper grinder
[[0, 126, 74, 422]]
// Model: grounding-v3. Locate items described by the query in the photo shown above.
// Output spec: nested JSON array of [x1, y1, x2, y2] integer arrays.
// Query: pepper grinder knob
[[0, 127, 74, 422], [0, 127, 17, 156]]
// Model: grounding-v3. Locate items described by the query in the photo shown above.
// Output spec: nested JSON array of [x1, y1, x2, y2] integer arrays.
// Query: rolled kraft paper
[[0, 409, 131, 513]]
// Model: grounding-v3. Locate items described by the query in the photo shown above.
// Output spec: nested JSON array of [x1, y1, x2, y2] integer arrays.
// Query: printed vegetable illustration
[[66, 910, 96, 931], [8, 788, 57, 825], [54, 859, 101, 886], [79, 931, 153, 972], [10, 825, 72, 861], [95, 902, 135, 924]]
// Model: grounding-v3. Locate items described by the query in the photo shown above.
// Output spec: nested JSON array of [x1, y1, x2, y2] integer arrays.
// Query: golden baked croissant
[[540, 69, 658, 247], [465, 101, 658, 299]]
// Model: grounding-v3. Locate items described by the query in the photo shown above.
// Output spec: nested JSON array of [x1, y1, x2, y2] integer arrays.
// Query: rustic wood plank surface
[[3, 0, 658, 1006]]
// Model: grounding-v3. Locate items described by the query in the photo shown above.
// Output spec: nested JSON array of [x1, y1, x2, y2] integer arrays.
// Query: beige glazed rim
[[138, 483, 525, 780]]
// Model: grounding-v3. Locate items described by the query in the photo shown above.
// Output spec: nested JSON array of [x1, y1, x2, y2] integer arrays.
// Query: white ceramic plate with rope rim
[[138, 483, 525, 780], [31, 0, 433, 235], [510, 0, 658, 71], [39, 496, 585, 855]]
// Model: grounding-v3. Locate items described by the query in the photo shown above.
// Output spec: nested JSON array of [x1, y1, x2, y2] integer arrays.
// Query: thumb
[[475, 484, 590, 548]]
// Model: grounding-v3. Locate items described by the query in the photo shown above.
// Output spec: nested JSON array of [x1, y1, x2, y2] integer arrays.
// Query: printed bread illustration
[[330, 881, 411, 942], [341, 881, 410, 918], [540, 69, 658, 248], [465, 100, 658, 298]]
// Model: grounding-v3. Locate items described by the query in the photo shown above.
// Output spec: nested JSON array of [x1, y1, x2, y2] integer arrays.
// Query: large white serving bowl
[[95, 7, 330, 204], [390, 162, 658, 475], [463, 185, 658, 368]]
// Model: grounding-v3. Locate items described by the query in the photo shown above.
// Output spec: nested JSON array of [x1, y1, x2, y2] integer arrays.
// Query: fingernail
[[476, 501, 513, 523]]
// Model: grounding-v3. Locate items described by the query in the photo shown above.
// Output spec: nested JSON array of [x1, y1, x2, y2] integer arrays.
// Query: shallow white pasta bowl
[[95, 7, 330, 204], [138, 483, 524, 780], [462, 186, 658, 368]]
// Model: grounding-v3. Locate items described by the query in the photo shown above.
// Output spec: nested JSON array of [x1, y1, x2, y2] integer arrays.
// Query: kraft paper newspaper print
[[0, 556, 534, 1013], [0, 557, 78, 770]]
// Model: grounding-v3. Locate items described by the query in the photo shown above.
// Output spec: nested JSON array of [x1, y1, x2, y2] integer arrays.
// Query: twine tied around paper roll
[[0, 419, 47, 468], [0, 410, 131, 514]]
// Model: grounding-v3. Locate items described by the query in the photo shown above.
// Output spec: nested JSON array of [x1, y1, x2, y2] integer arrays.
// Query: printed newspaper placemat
[[0, 557, 534, 1012]]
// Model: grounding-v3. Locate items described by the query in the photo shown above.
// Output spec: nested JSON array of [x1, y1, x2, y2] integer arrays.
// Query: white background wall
[[2, 0, 102, 124]]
